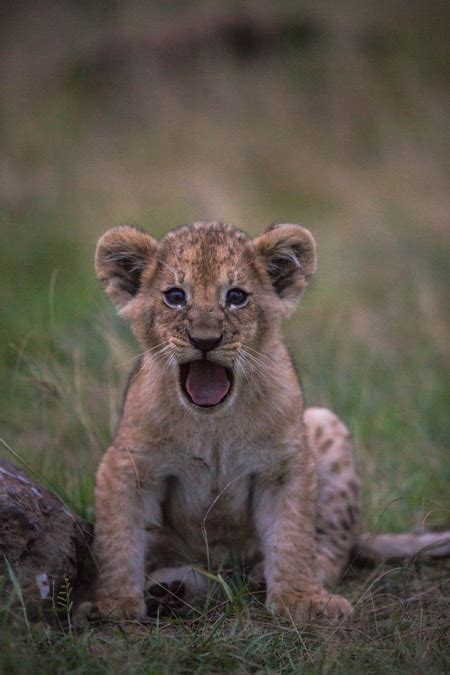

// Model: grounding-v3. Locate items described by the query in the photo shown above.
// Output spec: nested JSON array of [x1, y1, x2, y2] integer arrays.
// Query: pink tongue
[[186, 361, 230, 406]]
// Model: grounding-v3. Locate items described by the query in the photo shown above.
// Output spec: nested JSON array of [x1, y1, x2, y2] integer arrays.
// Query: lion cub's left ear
[[253, 223, 317, 312], [95, 226, 157, 310]]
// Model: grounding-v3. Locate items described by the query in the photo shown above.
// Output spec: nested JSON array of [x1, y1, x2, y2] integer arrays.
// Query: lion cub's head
[[96, 222, 316, 412]]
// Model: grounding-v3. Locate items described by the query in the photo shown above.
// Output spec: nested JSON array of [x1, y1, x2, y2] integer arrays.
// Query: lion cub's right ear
[[95, 226, 157, 309]]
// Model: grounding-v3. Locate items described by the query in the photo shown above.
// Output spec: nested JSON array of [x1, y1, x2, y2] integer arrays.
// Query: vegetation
[[1, 1, 448, 672]]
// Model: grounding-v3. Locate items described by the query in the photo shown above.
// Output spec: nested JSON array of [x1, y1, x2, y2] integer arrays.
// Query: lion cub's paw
[[268, 590, 353, 626], [92, 596, 147, 621], [97, 596, 147, 621]]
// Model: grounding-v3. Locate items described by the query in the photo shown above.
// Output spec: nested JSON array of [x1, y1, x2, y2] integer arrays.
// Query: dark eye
[[164, 287, 186, 308], [227, 287, 248, 307]]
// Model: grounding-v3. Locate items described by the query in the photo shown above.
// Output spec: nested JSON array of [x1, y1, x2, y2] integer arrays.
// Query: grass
[[1, 1, 449, 672], [1, 560, 449, 673]]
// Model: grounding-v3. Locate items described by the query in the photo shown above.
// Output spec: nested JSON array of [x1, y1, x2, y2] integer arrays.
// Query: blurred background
[[1, 1, 449, 526]]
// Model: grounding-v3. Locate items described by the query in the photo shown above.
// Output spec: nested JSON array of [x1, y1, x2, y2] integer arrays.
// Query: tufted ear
[[253, 223, 317, 310], [95, 226, 157, 309]]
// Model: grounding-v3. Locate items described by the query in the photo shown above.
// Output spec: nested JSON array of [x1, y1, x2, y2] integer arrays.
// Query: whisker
[[233, 259, 255, 277], [156, 256, 179, 282], [236, 354, 262, 397], [243, 344, 276, 364], [241, 354, 275, 383], [127, 360, 147, 388], [234, 356, 249, 385], [241, 352, 271, 373], [170, 337, 191, 349], [165, 237, 181, 268], [231, 246, 252, 280], [155, 348, 177, 376], [220, 342, 241, 351], [115, 341, 171, 368], [240, 348, 273, 376], [239, 353, 272, 385]]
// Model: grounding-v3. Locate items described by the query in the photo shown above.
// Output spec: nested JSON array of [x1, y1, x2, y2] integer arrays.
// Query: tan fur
[[89, 221, 449, 625]]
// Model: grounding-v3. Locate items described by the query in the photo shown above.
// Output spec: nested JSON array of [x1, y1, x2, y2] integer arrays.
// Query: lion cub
[[92, 221, 361, 625]]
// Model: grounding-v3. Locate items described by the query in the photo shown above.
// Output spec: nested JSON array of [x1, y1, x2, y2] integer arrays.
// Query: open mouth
[[179, 360, 233, 408]]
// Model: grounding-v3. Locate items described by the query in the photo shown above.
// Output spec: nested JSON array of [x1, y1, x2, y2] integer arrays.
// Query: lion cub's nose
[[188, 334, 223, 353]]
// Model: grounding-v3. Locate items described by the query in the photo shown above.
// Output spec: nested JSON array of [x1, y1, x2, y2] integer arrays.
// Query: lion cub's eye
[[226, 287, 249, 308], [164, 287, 186, 308]]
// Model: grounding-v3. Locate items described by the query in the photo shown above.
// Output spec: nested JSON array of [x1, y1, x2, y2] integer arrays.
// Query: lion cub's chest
[[168, 440, 257, 519], [154, 438, 270, 559]]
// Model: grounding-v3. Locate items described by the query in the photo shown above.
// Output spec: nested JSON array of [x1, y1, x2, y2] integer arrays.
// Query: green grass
[[1, 1, 449, 672], [1, 560, 449, 673]]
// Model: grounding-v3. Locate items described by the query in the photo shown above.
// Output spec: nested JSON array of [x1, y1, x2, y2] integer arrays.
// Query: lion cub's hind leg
[[144, 566, 208, 616], [304, 407, 362, 589]]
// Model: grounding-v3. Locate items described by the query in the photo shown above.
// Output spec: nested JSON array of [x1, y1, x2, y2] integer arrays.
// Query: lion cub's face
[[96, 221, 316, 412]]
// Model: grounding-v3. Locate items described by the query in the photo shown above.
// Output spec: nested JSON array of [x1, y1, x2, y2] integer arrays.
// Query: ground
[[1, 559, 449, 672]]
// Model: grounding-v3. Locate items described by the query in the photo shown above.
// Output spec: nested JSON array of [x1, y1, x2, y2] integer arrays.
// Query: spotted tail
[[353, 529, 450, 562]]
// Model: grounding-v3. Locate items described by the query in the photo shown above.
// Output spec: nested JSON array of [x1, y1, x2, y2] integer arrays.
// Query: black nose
[[188, 334, 223, 353]]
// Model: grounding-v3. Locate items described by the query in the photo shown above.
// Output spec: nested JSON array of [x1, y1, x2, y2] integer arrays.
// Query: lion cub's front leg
[[93, 447, 150, 620], [255, 452, 353, 626]]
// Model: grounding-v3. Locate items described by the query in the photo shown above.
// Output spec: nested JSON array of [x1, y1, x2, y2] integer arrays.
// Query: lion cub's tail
[[353, 529, 450, 562]]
